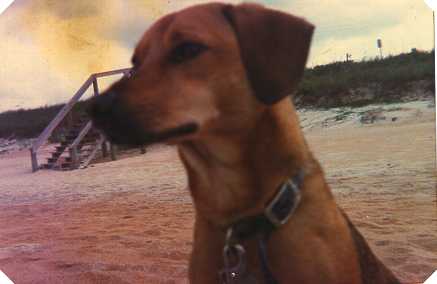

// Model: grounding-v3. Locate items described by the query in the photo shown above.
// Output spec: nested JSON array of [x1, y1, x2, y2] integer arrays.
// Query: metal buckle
[[264, 180, 301, 227]]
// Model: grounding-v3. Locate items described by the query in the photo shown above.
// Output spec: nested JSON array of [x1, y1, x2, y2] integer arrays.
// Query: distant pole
[[432, 10, 437, 165], [346, 53, 352, 62], [377, 39, 383, 59]]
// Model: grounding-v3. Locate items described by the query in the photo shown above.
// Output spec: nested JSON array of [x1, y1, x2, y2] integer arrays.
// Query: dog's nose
[[87, 91, 117, 118]]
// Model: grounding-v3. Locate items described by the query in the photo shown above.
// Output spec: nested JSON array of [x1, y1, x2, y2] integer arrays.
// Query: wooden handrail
[[31, 75, 94, 152], [30, 68, 131, 171], [93, 68, 131, 78], [79, 135, 106, 169], [70, 121, 93, 149], [68, 121, 93, 168]]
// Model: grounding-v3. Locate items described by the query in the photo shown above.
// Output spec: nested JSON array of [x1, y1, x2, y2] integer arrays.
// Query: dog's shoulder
[[339, 208, 401, 284]]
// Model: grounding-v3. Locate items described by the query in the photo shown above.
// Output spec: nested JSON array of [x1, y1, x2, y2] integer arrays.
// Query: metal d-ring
[[219, 228, 249, 283], [220, 243, 247, 283]]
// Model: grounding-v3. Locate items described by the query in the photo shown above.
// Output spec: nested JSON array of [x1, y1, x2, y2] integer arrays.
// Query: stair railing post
[[69, 146, 79, 169], [92, 77, 99, 96], [101, 141, 108, 157], [68, 121, 93, 169], [110, 143, 117, 161], [30, 148, 38, 172], [123, 70, 132, 78]]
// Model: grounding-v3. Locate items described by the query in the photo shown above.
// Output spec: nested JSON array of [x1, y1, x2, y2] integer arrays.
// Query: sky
[[0, 0, 434, 112]]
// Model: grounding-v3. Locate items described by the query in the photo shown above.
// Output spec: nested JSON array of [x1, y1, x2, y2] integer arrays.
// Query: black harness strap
[[258, 234, 278, 284]]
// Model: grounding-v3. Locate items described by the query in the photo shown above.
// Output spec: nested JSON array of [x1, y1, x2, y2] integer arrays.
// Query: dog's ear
[[222, 4, 314, 105]]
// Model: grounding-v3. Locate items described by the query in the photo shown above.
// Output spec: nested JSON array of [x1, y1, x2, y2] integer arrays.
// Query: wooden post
[[124, 70, 132, 78], [110, 143, 117, 161], [92, 78, 99, 96], [69, 147, 79, 169], [30, 148, 38, 172], [101, 141, 108, 157]]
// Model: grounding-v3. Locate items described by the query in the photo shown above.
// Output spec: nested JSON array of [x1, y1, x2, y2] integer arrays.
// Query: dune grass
[[296, 50, 434, 108]]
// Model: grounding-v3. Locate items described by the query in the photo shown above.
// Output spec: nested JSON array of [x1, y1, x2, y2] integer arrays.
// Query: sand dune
[[0, 100, 435, 283]]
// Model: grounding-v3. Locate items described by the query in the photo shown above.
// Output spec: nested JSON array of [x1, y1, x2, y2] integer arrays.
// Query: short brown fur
[[89, 3, 401, 284]]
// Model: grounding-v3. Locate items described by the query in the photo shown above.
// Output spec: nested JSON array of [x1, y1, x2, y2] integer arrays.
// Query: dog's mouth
[[95, 119, 198, 146], [141, 122, 199, 145]]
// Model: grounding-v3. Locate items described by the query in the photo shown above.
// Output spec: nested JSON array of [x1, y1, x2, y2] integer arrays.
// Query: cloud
[[0, 0, 135, 112], [0, 0, 433, 112], [35, 0, 100, 19], [305, 0, 433, 65], [0, 34, 68, 112]]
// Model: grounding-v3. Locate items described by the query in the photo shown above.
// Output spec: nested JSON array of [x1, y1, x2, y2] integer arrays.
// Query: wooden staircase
[[41, 116, 103, 170], [30, 68, 131, 172]]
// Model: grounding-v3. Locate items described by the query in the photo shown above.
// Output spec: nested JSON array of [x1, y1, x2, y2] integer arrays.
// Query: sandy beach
[[0, 100, 435, 284]]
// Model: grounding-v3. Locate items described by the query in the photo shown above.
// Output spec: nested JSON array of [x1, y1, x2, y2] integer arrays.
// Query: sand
[[0, 100, 435, 284]]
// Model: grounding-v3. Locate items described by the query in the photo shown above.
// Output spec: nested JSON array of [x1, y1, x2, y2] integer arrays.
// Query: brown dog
[[89, 3, 401, 284]]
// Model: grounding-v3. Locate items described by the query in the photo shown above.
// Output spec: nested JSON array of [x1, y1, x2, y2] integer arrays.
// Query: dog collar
[[220, 169, 304, 284], [228, 169, 304, 241]]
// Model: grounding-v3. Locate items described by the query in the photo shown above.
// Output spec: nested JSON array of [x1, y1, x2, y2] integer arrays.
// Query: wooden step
[[76, 119, 89, 125], [78, 146, 93, 151], [41, 163, 54, 169], [52, 150, 63, 157], [60, 162, 73, 170], [66, 134, 78, 140], [79, 139, 98, 146], [67, 130, 81, 137], [50, 153, 61, 159], [47, 157, 59, 163], [56, 145, 67, 151], [60, 140, 72, 147], [64, 131, 98, 143]]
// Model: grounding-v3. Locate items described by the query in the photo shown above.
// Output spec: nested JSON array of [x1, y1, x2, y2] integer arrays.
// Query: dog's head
[[88, 3, 314, 146]]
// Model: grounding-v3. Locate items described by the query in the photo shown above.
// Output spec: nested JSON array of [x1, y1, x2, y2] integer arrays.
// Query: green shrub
[[296, 50, 434, 108]]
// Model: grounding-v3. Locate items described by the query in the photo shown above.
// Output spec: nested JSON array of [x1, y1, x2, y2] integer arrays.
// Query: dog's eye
[[170, 42, 208, 64]]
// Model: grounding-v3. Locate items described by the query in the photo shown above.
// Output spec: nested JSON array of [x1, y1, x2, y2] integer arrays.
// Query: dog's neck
[[178, 102, 349, 283], [178, 100, 314, 226]]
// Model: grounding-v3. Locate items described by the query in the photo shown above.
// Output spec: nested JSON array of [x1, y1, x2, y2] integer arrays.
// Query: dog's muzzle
[[88, 91, 199, 146], [87, 91, 149, 146]]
